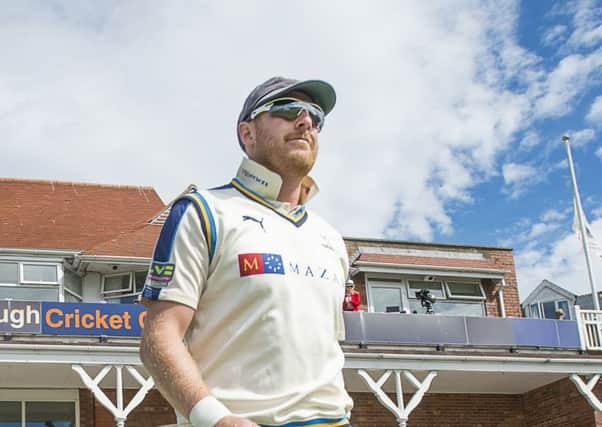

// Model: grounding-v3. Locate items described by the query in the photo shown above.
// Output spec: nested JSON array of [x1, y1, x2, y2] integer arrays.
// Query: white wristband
[[189, 396, 231, 427]]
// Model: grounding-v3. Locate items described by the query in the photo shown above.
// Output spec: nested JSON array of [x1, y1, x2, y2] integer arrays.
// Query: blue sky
[[1, 0, 601, 300]]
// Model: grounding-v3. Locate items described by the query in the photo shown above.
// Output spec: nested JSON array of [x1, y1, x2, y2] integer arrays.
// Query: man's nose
[[295, 109, 314, 130]]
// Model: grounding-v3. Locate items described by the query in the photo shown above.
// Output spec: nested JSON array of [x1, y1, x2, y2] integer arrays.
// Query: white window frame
[[19, 262, 60, 285], [102, 270, 147, 302], [445, 280, 486, 300], [365, 275, 405, 313], [102, 272, 133, 295]]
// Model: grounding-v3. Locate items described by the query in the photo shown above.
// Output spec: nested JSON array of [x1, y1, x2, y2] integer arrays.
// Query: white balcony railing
[[576, 305, 602, 350]]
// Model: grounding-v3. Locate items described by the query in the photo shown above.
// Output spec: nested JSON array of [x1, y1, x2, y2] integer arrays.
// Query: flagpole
[[563, 135, 600, 310]]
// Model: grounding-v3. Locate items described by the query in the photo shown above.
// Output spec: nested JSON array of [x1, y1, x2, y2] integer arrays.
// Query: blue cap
[[237, 76, 336, 151]]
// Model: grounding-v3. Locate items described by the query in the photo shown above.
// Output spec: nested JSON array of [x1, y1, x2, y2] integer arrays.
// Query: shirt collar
[[235, 158, 319, 205]]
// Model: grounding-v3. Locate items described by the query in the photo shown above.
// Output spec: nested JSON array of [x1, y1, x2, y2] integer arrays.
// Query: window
[[372, 287, 403, 313], [0, 262, 18, 284], [530, 303, 540, 318], [367, 276, 486, 316], [408, 280, 445, 299], [0, 390, 77, 427], [102, 273, 133, 295], [21, 263, 59, 284], [557, 300, 570, 320], [446, 281, 485, 299], [0, 260, 60, 287], [103, 271, 147, 304], [63, 270, 83, 302], [531, 300, 571, 320]]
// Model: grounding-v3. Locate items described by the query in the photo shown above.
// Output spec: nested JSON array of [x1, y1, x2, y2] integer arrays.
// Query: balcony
[[343, 311, 582, 350]]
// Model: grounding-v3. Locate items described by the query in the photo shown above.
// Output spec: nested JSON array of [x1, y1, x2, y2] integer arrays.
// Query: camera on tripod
[[415, 288, 436, 314]]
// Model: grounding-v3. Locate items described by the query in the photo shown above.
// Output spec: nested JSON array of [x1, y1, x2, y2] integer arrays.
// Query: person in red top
[[343, 279, 361, 311]]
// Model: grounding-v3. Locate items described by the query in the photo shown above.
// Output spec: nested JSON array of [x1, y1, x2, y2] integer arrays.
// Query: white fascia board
[[344, 352, 602, 375], [0, 343, 142, 365], [76, 255, 151, 265], [0, 248, 80, 260], [354, 261, 507, 279]]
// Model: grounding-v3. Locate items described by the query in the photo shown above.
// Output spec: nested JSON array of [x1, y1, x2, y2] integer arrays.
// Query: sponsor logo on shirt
[[238, 253, 285, 276], [148, 262, 175, 282], [288, 262, 342, 284], [242, 215, 266, 232]]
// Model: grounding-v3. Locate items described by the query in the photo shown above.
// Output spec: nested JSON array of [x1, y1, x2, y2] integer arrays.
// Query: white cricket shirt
[[142, 158, 353, 426]]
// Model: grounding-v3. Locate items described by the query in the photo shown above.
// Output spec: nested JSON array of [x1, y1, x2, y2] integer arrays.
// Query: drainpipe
[[498, 279, 506, 318]]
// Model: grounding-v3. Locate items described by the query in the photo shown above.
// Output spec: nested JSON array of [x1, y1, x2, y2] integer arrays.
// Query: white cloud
[[519, 130, 541, 150], [516, 218, 602, 300], [528, 222, 560, 240], [597, 146, 602, 159], [586, 96, 602, 123], [567, 0, 602, 48], [541, 208, 567, 222], [533, 50, 602, 118], [502, 163, 539, 198], [564, 128, 596, 147], [542, 24, 568, 46], [503, 163, 537, 184]]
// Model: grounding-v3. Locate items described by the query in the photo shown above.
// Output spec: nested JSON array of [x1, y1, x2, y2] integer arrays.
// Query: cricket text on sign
[[0, 301, 146, 337]]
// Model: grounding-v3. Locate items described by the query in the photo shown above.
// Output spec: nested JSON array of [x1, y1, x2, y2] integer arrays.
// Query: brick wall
[[79, 389, 95, 427], [350, 392, 526, 427], [523, 377, 597, 427], [81, 388, 176, 427], [485, 249, 521, 317]]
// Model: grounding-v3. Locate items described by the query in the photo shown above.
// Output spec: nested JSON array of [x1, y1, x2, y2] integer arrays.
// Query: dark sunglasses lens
[[270, 103, 324, 130]]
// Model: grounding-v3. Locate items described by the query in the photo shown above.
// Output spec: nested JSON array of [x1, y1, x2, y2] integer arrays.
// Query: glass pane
[[542, 301, 556, 319], [63, 270, 82, 296], [0, 263, 18, 284], [25, 401, 75, 427], [409, 300, 484, 316], [23, 264, 58, 283], [0, 401, 21, 426], [408, 281, 444, 298], [103, 274, 131, 293], [447, 282, 483, 297], [530, 304, 540, 318], [371, 287, 402, 313], [557, 300, 570, 320], [134, 271, 147, 292]]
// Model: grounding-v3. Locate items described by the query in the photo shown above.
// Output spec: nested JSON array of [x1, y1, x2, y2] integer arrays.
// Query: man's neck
[[276, 177, 303, 205]]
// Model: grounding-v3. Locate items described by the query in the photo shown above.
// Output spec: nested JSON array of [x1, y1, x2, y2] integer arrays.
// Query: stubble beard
[[254, 124, 318, 179]]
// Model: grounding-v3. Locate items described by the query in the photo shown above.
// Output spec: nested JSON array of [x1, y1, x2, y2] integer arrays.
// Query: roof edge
[[0, 177, 157, 192], [343, 235, 513, 252]]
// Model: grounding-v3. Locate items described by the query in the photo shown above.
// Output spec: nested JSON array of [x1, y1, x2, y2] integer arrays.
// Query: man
[[342, 280, 361, 312], [140, 77, 353, 427]]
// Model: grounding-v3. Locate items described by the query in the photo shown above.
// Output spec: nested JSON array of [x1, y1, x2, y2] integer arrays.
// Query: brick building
[[1, 178, 602, 426]]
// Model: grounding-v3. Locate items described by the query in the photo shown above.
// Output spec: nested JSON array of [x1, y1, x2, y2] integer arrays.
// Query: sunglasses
[[249, 97, 325, 131]]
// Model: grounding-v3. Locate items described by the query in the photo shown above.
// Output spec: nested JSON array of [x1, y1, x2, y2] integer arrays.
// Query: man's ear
[[239, 121, 255, 154]]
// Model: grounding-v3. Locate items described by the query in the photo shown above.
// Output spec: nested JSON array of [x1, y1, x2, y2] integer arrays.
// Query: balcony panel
[[466, 317, 514, 346], [556, 320, 581, 348]]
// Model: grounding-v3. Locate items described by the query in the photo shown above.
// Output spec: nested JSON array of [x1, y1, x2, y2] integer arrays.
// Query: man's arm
[[140, 300, 258, 427]]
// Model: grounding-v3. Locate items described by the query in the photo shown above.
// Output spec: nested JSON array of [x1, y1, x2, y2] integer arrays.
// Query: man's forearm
[[140, 313, 209, 416]]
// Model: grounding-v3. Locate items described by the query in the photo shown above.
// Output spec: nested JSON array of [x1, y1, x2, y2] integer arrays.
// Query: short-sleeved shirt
[[142, 158, 353, 426]]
